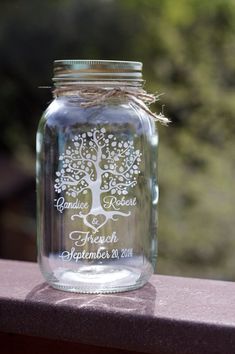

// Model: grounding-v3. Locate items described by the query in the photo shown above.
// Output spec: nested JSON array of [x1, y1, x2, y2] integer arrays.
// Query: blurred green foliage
[[0, 0, 235, 279]]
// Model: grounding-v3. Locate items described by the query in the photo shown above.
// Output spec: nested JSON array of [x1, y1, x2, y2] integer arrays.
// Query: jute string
[[53, 86, 170, 125]]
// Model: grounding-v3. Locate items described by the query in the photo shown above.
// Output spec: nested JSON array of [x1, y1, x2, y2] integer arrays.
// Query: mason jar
[[36, 60, 159, 293]]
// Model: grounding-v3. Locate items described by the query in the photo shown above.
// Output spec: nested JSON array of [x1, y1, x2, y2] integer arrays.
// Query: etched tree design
[[54, 128, 141, 232]]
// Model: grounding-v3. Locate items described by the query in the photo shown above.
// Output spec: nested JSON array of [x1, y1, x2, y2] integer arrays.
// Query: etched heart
[[85, 213, 107, 233]]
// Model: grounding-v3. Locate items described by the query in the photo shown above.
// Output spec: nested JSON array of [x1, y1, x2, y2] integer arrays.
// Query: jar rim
[[53, 59, 143, 84]]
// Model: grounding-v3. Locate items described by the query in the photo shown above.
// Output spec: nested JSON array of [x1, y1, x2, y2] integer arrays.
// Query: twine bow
[[53, 86, 170, 125]]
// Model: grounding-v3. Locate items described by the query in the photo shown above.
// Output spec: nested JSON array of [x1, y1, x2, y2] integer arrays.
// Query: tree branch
[[93, 130, 106, 148], [122, 154, 140, 174], [62, 153, 96, 167], [67, 185, 89, 196], [56, 174, 91, 192], [102, 178, 136, 193], [119, 146, 131, 157], [115, 181, 136, 190]]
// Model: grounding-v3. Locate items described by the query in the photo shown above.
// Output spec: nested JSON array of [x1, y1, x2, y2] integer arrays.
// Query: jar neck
[[53, 81, 144, 98], [54, 79, 143, 91]]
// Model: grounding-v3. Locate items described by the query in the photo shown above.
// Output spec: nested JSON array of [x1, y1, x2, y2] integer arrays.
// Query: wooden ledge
[[0, 259, 235, 354]]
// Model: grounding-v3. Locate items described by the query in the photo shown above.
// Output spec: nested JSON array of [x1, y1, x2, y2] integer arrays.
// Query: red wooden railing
[[0, 259, 235, 354]]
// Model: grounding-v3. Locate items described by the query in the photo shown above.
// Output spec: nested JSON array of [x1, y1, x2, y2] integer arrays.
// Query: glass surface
[[37, 95, 158, 293]]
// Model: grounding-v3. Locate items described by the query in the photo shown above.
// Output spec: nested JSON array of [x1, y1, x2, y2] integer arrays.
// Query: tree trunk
[[90, 180, 102, 213], [90, 142, 103, 213]]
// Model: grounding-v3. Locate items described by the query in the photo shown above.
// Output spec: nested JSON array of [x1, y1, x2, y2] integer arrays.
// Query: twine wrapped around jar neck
[[53, 86, 170, 125]]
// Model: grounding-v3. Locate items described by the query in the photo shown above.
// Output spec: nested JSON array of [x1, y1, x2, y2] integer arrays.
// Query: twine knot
[[53, 86, 170, 125]]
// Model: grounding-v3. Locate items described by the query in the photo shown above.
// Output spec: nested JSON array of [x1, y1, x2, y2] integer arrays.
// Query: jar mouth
[[53, 60, 143, 87]]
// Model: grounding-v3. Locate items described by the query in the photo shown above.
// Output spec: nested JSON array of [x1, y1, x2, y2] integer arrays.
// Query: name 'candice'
[[54, 197, 89, 213]]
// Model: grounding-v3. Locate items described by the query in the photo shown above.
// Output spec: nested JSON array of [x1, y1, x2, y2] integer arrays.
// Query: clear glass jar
[[36, 60, 158, 293]]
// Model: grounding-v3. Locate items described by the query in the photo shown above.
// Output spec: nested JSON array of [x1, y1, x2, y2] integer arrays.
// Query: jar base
[[45, 264, 152, 294]]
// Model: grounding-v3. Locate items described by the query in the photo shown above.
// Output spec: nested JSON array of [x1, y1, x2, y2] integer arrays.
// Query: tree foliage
[[54, 128, 141, 198]]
